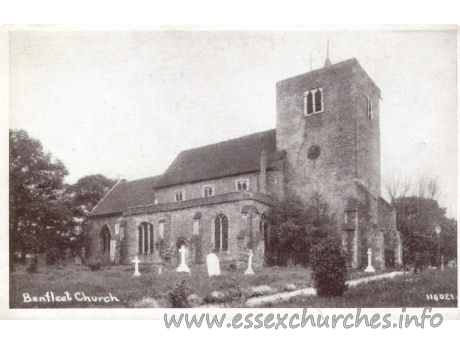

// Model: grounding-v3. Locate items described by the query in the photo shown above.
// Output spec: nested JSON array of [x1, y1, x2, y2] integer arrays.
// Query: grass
[[10, 262, 313, 308], [261, 267, 458, 308], [11, 261, 456, 309]]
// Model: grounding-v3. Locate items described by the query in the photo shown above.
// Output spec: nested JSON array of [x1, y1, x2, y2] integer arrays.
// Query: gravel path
[[244, 271, 408, 307]]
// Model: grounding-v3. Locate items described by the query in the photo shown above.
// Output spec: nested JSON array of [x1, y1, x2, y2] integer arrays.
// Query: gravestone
[[132, 256, 141, 277], [74, 256, 82, 265], [364, 248, 375, 273], [110, 240, 117, 262], [176, 245, 191, 273], [206, 253, 221, 277], [153, 259, 164, 275], [244, 249, 254, 275]]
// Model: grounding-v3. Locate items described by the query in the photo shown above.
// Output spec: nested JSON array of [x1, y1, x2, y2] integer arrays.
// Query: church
[[89, 56, 402, 270]]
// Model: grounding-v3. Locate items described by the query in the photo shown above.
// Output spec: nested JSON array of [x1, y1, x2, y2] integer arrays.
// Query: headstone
[[74, 256, 82, 265], [244, 249, 255, 275], [153, 259, 164, 275], [206, 253, 221, 277], [132, 256, 141, 277], [110, 240, 116, 262], [176, 245, 191, 273], [364, 248, 375, 273]]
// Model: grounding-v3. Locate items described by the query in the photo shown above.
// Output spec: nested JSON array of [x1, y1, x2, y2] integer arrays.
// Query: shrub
[[310, 235, 347, 297], [225, 285, 244, 306], [45, 247, 61, 265], [266, 192, 336, 267], [87, 259, 101, 271], [168, 280, 193, 308]]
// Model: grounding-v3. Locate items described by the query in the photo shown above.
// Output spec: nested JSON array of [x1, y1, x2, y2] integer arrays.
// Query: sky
[[9, 28, 457, 217]]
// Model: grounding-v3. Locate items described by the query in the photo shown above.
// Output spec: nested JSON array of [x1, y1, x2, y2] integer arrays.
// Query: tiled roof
[[125, 191, 275, 216], [155, 129, 283, 188], [91, 176, 160, 217]]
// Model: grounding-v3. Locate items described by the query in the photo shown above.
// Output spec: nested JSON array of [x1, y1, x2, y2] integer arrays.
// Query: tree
[[383, 175, 412, 206], [67, 174, 116, 218], [310, 235, 347, 297], [66, 174, 116, 256], [266, 192, 336, 266], [394, 196, 454, 266], [9, 129, 69, 266], [440, 218, 457, 263], [383, 174, 440, 206], [416, 175, 439, 199]]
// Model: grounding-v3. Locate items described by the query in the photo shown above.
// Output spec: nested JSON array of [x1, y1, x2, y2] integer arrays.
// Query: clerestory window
[[235, 179, 249, 192]]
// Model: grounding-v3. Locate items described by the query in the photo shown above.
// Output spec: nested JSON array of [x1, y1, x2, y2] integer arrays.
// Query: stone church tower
[[276, 57, 397, 269]]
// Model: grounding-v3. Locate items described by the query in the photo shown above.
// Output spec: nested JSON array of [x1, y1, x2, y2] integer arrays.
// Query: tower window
[[304, 88, 323, 116], [367, 96, 373, 119]]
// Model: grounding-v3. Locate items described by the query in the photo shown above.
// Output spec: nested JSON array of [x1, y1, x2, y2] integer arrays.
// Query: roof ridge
[[124, 174, 162, 184], [180, 128, 276, 153]]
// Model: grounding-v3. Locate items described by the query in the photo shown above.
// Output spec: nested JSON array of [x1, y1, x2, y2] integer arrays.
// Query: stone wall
[[353, 76, 381, 197], [154, 172, 260, 203], [124, 199, 270, 266], [276, 66, 358, 215], [88, 214, 123, 263], [266, 162, 285, 200]]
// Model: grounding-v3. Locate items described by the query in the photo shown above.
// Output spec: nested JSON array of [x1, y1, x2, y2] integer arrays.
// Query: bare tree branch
[[383, 174, 412, 206]]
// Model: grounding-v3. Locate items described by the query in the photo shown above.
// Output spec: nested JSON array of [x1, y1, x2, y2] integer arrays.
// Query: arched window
[[214, 214, 229, 252], [259, 214, 268, 241], [138, 222, 154, 254], [100, 225, 111, 255]]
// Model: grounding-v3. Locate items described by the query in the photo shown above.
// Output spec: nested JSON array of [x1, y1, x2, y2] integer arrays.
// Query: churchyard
[[262, 267, 457, 308], [10, 254, 457, 308], [10, 260, 314, 308]]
